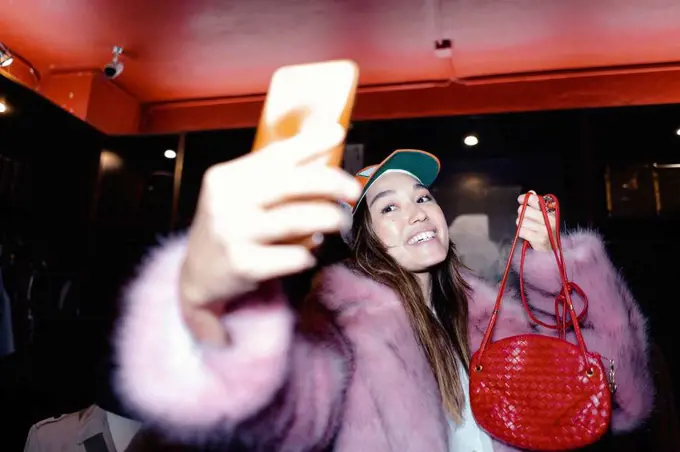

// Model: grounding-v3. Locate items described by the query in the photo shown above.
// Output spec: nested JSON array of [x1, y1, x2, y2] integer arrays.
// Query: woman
[[115, 124, 652, 451]]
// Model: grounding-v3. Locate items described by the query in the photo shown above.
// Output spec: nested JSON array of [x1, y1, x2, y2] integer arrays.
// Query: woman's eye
[[381, 204, 396, 214], [417, 195, 433, 203]]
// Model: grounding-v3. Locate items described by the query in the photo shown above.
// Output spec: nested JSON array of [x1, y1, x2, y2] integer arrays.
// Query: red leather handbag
[[469, 194, 616, 451]]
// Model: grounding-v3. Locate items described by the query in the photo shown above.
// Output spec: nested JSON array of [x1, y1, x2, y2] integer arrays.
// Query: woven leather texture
[[470, 334, 612, 451]]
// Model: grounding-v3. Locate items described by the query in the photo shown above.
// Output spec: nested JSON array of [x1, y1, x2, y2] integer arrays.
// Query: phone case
[[252, 59, 359, 168]]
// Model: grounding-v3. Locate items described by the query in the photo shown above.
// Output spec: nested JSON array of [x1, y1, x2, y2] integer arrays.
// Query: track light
[[0, 42, 14, 68]]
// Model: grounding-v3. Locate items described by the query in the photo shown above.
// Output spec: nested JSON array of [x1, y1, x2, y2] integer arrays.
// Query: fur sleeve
[[114, 235, 352, 449], [513, 229, 654, 433], [465, 273, 535, 352]]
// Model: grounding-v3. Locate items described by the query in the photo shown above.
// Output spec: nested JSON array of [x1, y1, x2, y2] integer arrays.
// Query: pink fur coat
[[114, 230, 653, 451]]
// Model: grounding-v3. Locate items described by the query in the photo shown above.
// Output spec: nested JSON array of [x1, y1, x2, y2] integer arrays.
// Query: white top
[[105, 410, 141, 452], [429, 304, 494, 452], [447, 364, 495, 452]]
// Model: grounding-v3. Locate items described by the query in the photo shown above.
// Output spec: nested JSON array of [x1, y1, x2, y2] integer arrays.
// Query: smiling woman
[[365, 172, 450, 270], [114, 141, 652, 451]]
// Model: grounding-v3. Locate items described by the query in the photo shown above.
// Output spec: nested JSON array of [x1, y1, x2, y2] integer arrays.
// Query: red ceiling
[[2, 0, 680, 135]]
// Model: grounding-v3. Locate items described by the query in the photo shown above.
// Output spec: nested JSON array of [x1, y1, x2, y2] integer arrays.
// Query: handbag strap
[[475, 194, 591, 361], [518, 197, 588, 339]]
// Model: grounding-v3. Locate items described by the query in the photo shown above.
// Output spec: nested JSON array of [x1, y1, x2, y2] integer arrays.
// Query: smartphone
[[252, 60, 359, 248], [252, 59, 359, 168]]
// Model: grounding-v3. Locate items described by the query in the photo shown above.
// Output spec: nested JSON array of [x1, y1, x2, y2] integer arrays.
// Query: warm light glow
[[0, 102, 6, 113], [164, 149, 177, 159], [464, 135, 479, 146], [676, 128, 680, 136], [100, 151, 124, 171]]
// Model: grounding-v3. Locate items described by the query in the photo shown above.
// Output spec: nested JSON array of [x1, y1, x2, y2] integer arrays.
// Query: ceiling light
[[0, 43, 13, 68], [0, 102, 6, 113], [464, 135, 479, 146], [676, 128, 680, 136], [164, 149, 177, 159]]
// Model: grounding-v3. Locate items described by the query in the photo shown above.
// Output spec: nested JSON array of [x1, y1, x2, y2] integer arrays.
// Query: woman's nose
[[409, 205, 428, 223]]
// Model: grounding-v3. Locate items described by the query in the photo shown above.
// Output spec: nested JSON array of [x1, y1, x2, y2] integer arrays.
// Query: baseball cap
[[348, 149, 441, 213]]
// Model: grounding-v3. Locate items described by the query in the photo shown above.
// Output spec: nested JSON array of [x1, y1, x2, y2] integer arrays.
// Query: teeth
[[408, 231, 436, 245]]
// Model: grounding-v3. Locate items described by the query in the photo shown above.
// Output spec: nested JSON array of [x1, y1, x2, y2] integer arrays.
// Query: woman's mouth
[[407, 230, 436, 245]]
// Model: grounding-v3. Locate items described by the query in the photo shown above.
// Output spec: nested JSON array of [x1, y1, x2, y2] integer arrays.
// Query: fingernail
[[311, 232, 325, 246]]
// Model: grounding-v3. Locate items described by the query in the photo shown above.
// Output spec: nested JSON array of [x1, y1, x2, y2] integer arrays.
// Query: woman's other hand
[[516, 192, 557, 252]]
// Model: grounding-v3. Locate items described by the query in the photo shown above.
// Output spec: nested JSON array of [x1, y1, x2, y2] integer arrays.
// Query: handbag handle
[[475, 194, 592, 362]]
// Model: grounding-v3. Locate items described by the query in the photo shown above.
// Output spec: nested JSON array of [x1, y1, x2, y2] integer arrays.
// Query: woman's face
[[365, 171, 449, 272]]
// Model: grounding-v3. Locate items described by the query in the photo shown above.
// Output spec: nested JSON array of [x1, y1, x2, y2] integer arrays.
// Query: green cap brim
[[354, 150, 440, 212]]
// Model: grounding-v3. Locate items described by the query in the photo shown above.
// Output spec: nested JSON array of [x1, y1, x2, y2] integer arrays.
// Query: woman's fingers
[[516, 216, 551, 232], [256, 122, 346, 167], [517, 191, 539, 208], [259, 166, 361, 207], [252, 201, 351, 243], [518, 228, 542, 245], [181, 122, 358, 308], [516, 192, 557, 252], [517, 203, 556, 225], [228, 244, 318, 282]]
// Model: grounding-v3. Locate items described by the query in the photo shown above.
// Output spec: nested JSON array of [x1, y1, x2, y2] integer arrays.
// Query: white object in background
[[105, 411, 141, 452], [449, 214, 500, 280]]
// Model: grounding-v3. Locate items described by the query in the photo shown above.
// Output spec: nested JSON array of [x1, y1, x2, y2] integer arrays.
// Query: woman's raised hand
[[179, 123, 361, 343], [516, 192, 558, 252]]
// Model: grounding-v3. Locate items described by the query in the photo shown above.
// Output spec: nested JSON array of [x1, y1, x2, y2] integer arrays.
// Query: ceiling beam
[[6, 65, 680, 136], [141, 68, 680, 134]]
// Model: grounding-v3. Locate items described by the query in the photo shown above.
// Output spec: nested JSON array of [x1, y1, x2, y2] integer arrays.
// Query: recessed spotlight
[[464, 135, 479, 146], [0, 102, 7, 114], [675, 128, 680, 136], [164, 149, 177, 159]]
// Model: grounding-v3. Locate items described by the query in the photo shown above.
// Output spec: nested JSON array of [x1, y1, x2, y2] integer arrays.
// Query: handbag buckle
[[542, 194, 557, 213]]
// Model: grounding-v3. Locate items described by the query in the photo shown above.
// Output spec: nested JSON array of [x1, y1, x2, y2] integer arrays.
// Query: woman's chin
[[405, 244, 449, 271]]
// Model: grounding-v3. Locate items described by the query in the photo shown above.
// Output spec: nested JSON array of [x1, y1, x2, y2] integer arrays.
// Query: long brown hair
[[348, 202, 471, 422]]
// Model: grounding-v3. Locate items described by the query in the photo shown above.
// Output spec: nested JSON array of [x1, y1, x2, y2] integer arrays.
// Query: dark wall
[[78, 133, 180, 424], [0, 77, 182, 450], [0, 80, 103, 270], [0, 76, 104, 451]]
